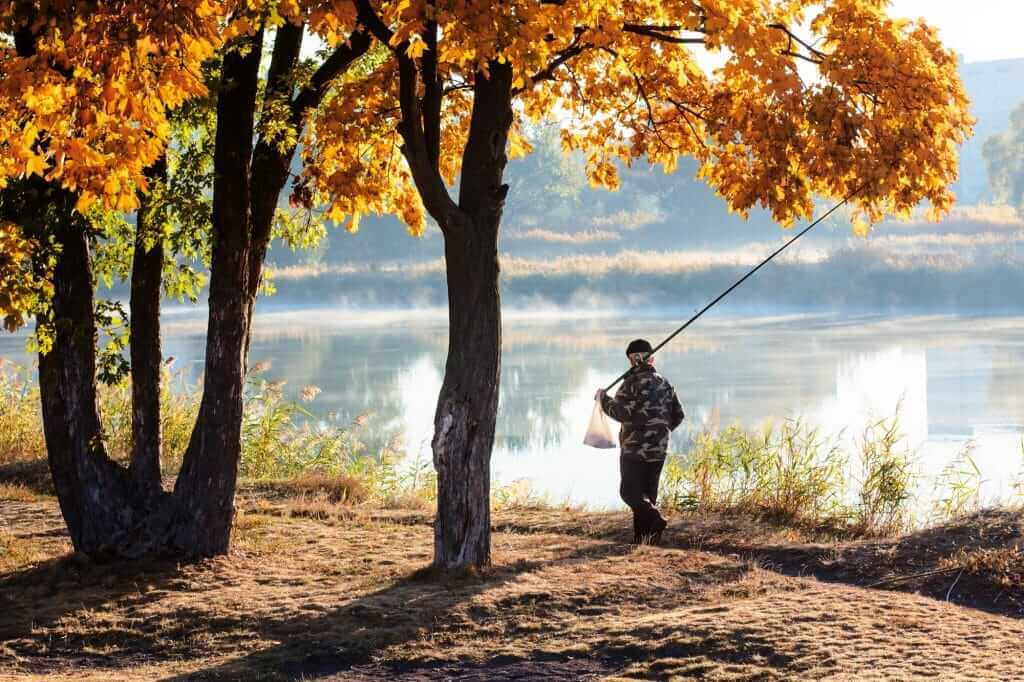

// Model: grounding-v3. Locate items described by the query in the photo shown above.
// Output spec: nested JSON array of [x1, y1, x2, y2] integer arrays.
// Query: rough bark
[[37, 197, 140, 554], [128, 158, 167, 497], [169, 31, 263, 556], [431, 62, 515, 569]]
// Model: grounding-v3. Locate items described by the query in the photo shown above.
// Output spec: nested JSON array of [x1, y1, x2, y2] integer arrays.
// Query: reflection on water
[[1, 309, 1022, 510]]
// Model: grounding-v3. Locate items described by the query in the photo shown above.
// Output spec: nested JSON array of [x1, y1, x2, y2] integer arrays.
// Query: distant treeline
[[268, 249, 1023, 313]]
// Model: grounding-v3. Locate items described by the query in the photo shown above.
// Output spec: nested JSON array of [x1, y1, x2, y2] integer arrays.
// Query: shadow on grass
[[0, 551, 202, 674], [159, 540, 651, 681], [549, 507, 1024, 619], [493, 506, 1024, 618]]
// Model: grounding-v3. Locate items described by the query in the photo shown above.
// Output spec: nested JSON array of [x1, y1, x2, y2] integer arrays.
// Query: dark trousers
[[619, 455, 666, 541]]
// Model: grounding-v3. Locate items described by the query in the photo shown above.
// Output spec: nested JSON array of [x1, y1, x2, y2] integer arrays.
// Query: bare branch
[[396, 53, 460, 230], [422, 12, 442, 166], [515, 29, 589, 95], [291, 30, 373, 120], [622, 23, 706, 45]]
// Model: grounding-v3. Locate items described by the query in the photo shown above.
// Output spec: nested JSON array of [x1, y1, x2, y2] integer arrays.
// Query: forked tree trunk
[[168, 31, 263, 555], [432, 62, 514, 569], [128, 159, 167, 497], [38, 205, 141, 554]]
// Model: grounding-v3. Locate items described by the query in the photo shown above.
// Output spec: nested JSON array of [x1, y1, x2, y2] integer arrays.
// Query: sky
[[297, 3, 1024, 66], [889, 0, 1024, 63]]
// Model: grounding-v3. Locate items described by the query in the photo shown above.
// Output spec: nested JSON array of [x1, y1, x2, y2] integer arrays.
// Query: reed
[[661, 411, 919, 535]]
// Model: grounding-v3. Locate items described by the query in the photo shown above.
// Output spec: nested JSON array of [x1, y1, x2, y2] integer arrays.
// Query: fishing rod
[[603, 187, 864, 393]]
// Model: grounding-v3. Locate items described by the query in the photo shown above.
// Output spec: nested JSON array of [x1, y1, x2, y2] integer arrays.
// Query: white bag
[[583, 398, 617, 449]]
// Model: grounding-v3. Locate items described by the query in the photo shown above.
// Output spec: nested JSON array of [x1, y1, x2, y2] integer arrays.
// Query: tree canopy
[[305, 0, 972, 238]]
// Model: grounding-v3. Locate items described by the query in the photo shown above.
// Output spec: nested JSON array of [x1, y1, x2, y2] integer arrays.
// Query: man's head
[[626, 338, 653, 367]]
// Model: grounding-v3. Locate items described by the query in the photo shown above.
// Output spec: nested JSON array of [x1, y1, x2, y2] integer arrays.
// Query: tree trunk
[[432, 62, 514, 569], [169, 31, 263, 556], [37, 200, 140, 554], [128, 159, 167, 497]]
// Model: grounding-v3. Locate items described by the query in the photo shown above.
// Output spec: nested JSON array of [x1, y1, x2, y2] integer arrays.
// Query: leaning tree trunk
[[128, 158, 167, 498], [37, 204, 141, 554], [168, 31, 263, 556], [432, 62, 514, 569]]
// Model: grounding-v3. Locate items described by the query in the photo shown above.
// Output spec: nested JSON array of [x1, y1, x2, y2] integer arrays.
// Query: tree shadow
[[159, 540, 653, 681], [664, 509, 1024, 618], [495, 507, 1024, 618], [0, 550, 210, 673]]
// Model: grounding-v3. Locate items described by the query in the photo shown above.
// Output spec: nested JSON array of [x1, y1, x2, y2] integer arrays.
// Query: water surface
[[3, 308, 1022, 511]]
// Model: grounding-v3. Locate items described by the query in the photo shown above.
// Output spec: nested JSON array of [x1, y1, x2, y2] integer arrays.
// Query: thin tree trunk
[[128, 158, 167, 497], [170, 31, 263, 556], [37, 198, 139, 554], [432, 62, 514, 569], [240, 26, 372, 361]]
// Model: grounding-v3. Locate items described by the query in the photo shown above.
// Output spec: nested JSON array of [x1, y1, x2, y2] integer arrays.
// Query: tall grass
[[852, 414, 914, 535], [661, 411, 918, 536], [659, 419, 847, 527], [0, 362, 435, 507], [932, 443, 984, 521], [0, 360, 45, 464]]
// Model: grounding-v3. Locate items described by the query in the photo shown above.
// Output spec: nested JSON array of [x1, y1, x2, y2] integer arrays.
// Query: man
[[596, 339, 685, 545]]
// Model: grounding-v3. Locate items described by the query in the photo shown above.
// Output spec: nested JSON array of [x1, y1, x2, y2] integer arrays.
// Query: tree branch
[[263, 21, 303, 118], [291, 30, 373, 122], [356, 0, 396, 47], [515, 29, 589, 95], [622, 23, 706, 45], [768, 23, 827, 58], [422, 13, 442, 166], [396, 53, 460, 230], [781, 49, 824, 65]]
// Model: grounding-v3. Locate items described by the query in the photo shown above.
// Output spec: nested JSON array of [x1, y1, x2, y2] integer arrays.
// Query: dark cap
[[625, 339, 653, 356]]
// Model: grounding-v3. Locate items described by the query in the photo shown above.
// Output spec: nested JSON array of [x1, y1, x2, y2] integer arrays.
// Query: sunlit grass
[[660, 411, 923, 536]]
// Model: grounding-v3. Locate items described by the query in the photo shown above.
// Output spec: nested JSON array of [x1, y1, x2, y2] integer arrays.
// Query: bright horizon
[[890, 0, 1024, 63]]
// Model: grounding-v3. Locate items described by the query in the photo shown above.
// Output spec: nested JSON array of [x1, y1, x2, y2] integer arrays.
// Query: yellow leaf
[[327, 204, 345, 223], [75, 192, 97, 214], [24, 155, 47, 177], [406, 37, 426, 59]]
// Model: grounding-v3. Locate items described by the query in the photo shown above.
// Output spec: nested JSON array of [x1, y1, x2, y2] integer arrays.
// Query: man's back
[[600, 365, 685, 462]]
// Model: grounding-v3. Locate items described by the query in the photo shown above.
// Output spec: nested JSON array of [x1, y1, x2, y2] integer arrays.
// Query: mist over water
[[3, 307, 1022, 512]]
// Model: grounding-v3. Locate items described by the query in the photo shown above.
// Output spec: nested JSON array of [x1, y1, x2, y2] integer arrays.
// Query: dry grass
[[0, 482, 45, 503], [1, 499, 1023, 681], [249, 470, 371, 505]]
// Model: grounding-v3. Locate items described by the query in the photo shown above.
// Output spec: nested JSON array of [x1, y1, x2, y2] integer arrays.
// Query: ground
[[0, 492, 1022, 681]]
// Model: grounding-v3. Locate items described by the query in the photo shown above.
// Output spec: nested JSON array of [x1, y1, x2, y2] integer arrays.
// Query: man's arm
[[669, 389, 685, 431], [601, 380, 635, 423]]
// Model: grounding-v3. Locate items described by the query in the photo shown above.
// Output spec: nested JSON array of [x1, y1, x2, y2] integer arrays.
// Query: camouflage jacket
[[600, 365, 685, 462]]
